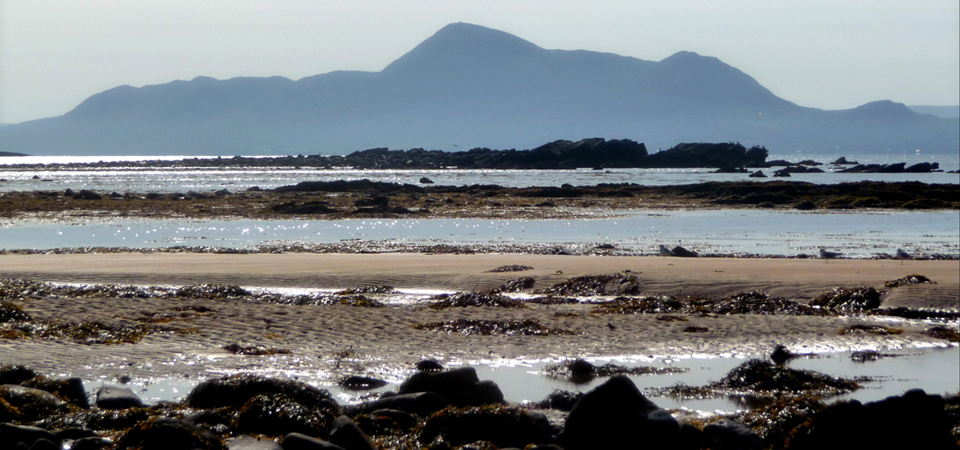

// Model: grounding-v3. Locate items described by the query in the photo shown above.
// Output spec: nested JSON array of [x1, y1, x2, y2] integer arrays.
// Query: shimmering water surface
[[2, 210, 957, 257], [82, 346, 959, 414], [1, 153, 957, 193]]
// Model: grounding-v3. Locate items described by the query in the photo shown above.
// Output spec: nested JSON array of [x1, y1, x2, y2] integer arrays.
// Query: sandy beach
[[1, 253, 957, 383]]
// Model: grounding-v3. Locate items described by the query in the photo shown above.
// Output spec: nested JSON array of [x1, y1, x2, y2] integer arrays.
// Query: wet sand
[[1, 253, 956, 384]]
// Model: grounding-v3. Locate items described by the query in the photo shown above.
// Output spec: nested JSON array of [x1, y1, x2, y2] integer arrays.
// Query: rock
[[328, 416, 377, 450], [793, 201, 817, 210], [23, 376, 89, 408], [703, 418, 762, 449], [749, 170, 767, 178], [770, 345, 794, 365], [670, 245, 699, 257], [73, 189, 103, 200], [810, 287, 883, 312], [114, 417, 226, 450], [415, 360, 444, 372], [555, 375, 669, 450], [28, 438, 60, 450], [338, 376, 388, 391], [419, 177, 434, 184], [772, 169, 791, 177], [70, 437, 111, 450], [346, 392, 448, 417], [235, 393, 333, 437], [830, 156, 856, 165], [788, 389, 954, 449], [0, 384, 69, 422], [0, 365, 37, 384], [420, 405, 554, 448], [185, 374, 332, 409], [540, 390, 583, 412], [95, 385, 143, 410], [397, 367, 504, 407], [280, 433, 345, 450], [0, 424, 61, 449]]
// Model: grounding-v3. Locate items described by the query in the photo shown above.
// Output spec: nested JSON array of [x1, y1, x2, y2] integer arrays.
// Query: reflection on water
[[83, 347, 959, 414], [3, 210, 957, 257], [1, 153, 957, 193]]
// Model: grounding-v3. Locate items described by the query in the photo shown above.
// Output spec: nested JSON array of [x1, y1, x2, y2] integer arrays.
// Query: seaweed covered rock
[[235, 393, 334, 437], [0, 424, 61, 449], [115, 417, 226, 450], [810, 287, 883, 312], [787, 389, 954, 450], [328, 415, 377, 450], [0, 384, 71, 422], [186, 374, 332, 409], [22, 376, 89, 409], [532, 273, 642, 296], [398, 367, 504, 407], [716, 359, 859, 395], [0, 364, 37, 385], [556, 375, 678, 450], [420, 405, 554, 448], [430, 292, 525, 309], [346, 392, 448, 417]]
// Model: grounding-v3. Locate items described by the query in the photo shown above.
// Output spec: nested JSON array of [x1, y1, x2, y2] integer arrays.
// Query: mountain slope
[[1, 22, 956, 155]]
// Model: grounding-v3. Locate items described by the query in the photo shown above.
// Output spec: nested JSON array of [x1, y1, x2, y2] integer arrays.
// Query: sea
[[1, 152, 957, 257]]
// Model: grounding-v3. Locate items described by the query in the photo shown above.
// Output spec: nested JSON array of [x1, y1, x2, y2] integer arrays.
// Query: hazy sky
[[1, 0, 958, 124]]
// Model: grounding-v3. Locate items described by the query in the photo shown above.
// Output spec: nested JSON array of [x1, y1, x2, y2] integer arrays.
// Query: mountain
[[907, 105, 960, 119], [1, 22, 957, 155]]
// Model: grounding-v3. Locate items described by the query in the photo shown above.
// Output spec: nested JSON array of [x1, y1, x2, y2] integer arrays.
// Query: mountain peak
[[381, 22, 541, 75]]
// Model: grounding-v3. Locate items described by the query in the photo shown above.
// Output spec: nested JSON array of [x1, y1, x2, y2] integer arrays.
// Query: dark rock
[[23, 376, 89, 408], [670, 245, 698, 257], [235, 393, 332, 437], [398, 367, 504, 407], [749, 170, 767, 178], [703, 418, 761, 449], [95, 385, 143, 410], [788, 389, 954, 449], [114, 417, 226, 450], [772, 169, 791, 177], [280, 433, 345, 450], [28, 438, 60, 450], [793, 201, 817, 210], [540, 390, 583, 412], [73, 189, 103, 200], [346, 392, 448, 417], [55, 427, 98, 441], [810, 286, 883, 312], [327, 416, 377, 450], [415, 360, 444, 372], [715, 359, 858, 394], [419, 177, 434, 184], [0, 424, 60, 449], [678, 422, 706, 450], [646, 143, 768, 169], [420, 405, 554, 448], [338, 376, 388, 391], [0, 384, 69, 421], [555, 375, 666, 450], [904, 162, 940, 172], [770, 345, 794, 365], [0, 365, 36, 384], [70, 437, 111, 450], [830, 156, 857, 165], [185, 374, 332, 409]]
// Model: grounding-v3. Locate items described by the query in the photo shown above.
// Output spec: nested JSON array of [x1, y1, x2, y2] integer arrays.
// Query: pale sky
[[1, 0, 958, 124]]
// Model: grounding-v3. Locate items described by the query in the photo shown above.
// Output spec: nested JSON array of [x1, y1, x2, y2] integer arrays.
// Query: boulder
[[0, 384, 69, 422], [95, 385, 143, 410], [0, 424, 61, 449], [0, 365, 36, 384], [420, 405, 554, 448], [23, 376, 89, 408], [556, 375, 676, 449], [235, 393, 333, 437], [327, 416, 377, 450], [114, 417, 226, 450], [787, 389, 954, 449], [703, 418, 762, 449], [185, 374, 332, 409], [346, 391, 448, 417], [397, 367, 504, 407], [749, 170, 767, 178], [670, 245, 699, 258]]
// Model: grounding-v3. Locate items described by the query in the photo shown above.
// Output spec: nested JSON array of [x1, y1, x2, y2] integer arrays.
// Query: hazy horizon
[[1, 1, 958, 125]]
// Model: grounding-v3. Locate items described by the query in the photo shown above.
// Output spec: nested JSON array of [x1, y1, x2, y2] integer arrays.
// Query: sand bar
[[1, 253, 958, 308]]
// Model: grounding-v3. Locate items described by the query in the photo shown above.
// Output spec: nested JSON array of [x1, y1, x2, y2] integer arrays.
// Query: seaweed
[[223, 343, 292, 356], [884, 274, 934, 288], [485, 265, 534, 273], [923, 326, 960, 342], [429, 292, 526, 309], [412, 319, 576, 336], [541, 358, 686, 382], [810, 287, 883, 312], [837, 324, 903, 336]]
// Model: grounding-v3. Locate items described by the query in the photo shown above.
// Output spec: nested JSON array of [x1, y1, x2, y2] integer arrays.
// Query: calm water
[[0, 153, 957, 193], [2, 210, 958, 257], [81, 346, 959, 413]]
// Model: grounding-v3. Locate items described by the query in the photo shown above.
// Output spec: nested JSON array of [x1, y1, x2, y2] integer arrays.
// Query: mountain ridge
[[2, 22, 957, 155]]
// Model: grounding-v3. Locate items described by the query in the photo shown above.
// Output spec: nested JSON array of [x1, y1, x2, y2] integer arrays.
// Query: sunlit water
[[2, 210, 957, 257], [1, 153, 957, 193], [81, 346, 958, 414]]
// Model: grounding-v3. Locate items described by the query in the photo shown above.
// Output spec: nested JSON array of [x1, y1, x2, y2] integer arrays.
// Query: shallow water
[[82, 346, 959, 414], [3, 210, 957, 257], [1, 153, 957, 193]]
